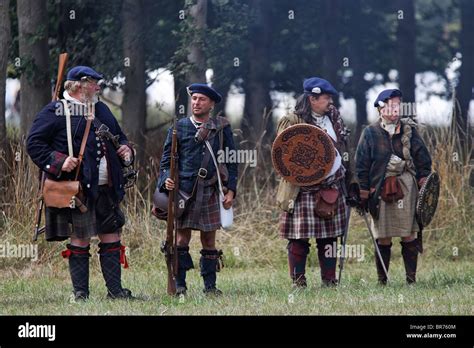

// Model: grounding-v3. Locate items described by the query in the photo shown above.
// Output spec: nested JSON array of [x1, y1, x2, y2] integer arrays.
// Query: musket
[[161, 117, 179, 295], [33, 53, 69, 241]]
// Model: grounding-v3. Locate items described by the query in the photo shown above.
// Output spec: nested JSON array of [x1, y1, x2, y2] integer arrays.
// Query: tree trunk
[[122, 0, 147, 166], [187, 0, 207, 84], [212, 79, 231, 117], [0, 0, 10, 188], [174, 74, 188, 118], [457, 0, 474, 159], [242, 0, 273, 146], [320, 0, 342, 107], [17, 0, 50, 137], [396, 0, 416, 105], [347, 0, 369, 145]]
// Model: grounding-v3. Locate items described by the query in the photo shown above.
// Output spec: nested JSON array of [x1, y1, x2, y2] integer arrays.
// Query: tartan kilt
[[44, 186, 122, 241], [279, 181, 348, 239], [371, 171, 419, 239], [177, 184, 221, 232]]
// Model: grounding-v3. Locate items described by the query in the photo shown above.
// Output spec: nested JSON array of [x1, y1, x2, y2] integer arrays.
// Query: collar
[[311, 111, 325, 119], [379, 117, 401, 135], [190, 115, 204, 129], [311, 111, 327, 127], [63, 90, 85, 105]]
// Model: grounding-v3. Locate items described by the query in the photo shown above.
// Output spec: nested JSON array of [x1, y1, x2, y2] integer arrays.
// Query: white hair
[[64, 80, 81, 93]]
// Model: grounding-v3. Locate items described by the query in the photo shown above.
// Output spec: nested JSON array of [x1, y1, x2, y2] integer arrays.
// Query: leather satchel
[[43, 179, 80, 208], [381, 176, 404, 203], [42, 100, 92, 212], [315, 187, 339, 219]]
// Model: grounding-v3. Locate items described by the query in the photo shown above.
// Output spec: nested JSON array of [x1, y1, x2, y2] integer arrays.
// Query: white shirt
[[311, 111, 341, 178], [64, 91, 108, 185]]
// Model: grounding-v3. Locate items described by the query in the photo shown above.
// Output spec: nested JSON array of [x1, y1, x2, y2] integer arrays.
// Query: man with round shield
[[274, 77, 355, 288], [355, 89, 433, 285]]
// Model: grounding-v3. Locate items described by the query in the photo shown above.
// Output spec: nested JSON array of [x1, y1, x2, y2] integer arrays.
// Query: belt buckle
[[198, 168, 208, 179]]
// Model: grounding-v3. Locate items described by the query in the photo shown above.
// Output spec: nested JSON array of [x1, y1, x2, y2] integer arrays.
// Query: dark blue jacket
[[157, 116, 238, 195], [27, 100, 132, 202]]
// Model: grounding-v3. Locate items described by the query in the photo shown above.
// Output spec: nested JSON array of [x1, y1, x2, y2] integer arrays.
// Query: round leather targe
[[416, 171, 440, 227], [272, 124, 336, 186]]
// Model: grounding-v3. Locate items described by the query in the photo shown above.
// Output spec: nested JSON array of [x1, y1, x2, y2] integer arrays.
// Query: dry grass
[[0, 121, 472, 271]]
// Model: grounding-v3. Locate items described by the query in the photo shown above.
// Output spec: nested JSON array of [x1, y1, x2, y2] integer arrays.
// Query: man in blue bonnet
[[355, 89, 432, 285], [276, 77, 357, 288], [27, 66, 135, 300], [157, 83, 238, 295]]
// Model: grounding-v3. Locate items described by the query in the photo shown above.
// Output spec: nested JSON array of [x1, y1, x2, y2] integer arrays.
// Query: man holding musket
[[27, 66, 135, 300], [157, 83, 238, 295]]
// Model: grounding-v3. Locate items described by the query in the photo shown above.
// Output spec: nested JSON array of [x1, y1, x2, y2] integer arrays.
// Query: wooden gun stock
[[52, 53, 69, 102], [164, 118, 179, 295], [33, 53, 69, 242]]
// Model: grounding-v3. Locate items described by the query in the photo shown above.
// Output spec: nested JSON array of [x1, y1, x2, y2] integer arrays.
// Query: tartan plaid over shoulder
[[355, 119, 432, 216]]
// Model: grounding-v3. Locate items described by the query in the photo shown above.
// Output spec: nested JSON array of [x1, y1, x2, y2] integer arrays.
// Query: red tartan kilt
[[279, 183, 348, 240]]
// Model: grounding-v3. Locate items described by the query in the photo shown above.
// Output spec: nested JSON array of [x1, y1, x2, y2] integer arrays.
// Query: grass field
[[0, 124, 472, 316], [1, 234, 472, 316]]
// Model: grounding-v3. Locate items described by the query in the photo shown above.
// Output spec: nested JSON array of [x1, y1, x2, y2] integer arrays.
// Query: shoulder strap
[[74, 104, 94, 180], [219, 127, 224, 151], [400, 121, 416, 176], [205, 140, 224, 197], [61, 100, 73, 157]]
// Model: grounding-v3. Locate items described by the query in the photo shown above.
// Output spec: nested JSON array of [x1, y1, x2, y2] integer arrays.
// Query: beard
[[84, 92, 99, 104]]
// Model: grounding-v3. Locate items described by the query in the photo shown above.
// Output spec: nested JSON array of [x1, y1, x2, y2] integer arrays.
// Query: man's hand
[[165, 178, 175, 191], [117, 145, 132, 162], [61, 156, 79, 172], [358, 189, 370, 213], [418, 177, 427, 189], [222, 189, 234, 210]]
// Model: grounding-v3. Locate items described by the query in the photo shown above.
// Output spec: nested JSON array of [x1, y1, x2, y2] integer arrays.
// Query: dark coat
[[27, 100, 132, 202], [157, 116, 238, 195], [355, 119, 432, 216]]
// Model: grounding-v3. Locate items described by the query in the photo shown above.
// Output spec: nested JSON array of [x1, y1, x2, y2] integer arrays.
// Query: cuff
[[418, 177, 427, 187], [45, 151, 68, 178], [359, 189, 370, 200], [158, 169, 170, 192]]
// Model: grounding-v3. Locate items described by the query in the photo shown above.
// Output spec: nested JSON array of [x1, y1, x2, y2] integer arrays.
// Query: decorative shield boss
[[272, 124, 336, 186]]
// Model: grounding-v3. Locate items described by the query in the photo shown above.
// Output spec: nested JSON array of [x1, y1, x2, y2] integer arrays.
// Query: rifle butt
[[166, 262, 177, 295]]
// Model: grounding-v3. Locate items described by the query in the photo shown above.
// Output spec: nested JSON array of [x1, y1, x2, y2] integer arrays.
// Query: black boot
[[200, 249, 223, 295], [375, 242, 392, 285], [316, 237, 338, 287], [62, 244, 91, 300], [401, 239, 419, 284], [176, 246, 194, 295], [98, 241, 134, 299], [287, 239, 310, 288]]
